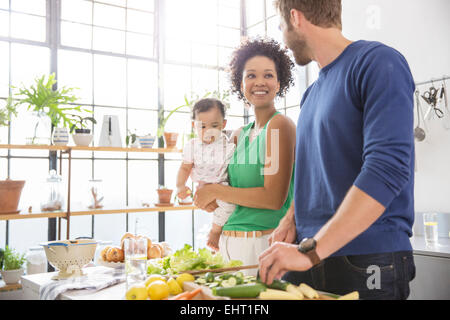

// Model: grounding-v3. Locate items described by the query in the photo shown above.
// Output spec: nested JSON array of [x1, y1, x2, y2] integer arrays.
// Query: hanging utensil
[[108, 116, 112, 146], [414, 90, 426, 142], [440, 81, 450, 130]]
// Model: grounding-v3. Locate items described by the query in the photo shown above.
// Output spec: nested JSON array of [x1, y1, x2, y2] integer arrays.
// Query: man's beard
[[289, 37, 312, 66]]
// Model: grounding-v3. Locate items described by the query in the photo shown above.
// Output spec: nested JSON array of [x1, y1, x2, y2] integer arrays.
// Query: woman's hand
[[268, 221, 297, 245], [204, 200, 219, 213], [193, 184, 218, 210]]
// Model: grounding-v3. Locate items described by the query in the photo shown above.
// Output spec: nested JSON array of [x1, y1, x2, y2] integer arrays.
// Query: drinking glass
[[423, 213, 438, 245], [124, 237, 147, 289]]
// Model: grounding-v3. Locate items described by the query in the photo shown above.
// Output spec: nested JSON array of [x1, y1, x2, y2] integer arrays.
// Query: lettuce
[[147, 244, 243, 275]]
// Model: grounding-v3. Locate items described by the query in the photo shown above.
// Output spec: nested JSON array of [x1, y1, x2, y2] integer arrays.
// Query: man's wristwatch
[[297, 238, 321, 267]]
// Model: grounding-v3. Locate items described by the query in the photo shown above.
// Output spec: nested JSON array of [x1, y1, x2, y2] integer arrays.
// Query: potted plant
[[0, 102, 25, 215], [6, 73, 87, 145], [157, 90, 231, 148], [69, 115, 97, 146], [156, 185, 173, 205], [137, 133, 156, 149], [0, 246, 26, 285], [125, 129, 139, 148]]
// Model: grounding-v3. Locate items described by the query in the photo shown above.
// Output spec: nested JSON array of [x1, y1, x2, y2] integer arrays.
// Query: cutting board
[[182, 281, 337, 300]]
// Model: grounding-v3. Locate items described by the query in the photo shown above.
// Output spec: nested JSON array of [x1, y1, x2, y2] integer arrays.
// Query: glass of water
[[124, 237, 148, 289], [423, 213, 438, 246]]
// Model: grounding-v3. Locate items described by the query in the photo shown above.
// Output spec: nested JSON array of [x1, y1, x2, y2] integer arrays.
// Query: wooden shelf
[[0, 144, 182, 153], [0, 282, 22, 292], [0, 205, 197, 221]]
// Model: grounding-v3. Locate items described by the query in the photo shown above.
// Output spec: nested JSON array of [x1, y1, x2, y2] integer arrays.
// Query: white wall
[[341, 0, 450, 213]]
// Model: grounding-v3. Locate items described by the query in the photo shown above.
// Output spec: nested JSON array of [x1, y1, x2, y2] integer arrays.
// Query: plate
[[96, 258, 125, 268]]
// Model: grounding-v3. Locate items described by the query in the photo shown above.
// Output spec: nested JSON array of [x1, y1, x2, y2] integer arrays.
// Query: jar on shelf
[[25, 246, 47, 275], [88, 179, 104, 209], [40, 170, 64, 212]]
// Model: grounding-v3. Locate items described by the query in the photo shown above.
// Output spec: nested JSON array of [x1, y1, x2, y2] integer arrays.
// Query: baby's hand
[[176, 186, 192, 200]]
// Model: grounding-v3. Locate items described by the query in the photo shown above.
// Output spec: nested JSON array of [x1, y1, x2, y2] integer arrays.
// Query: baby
[[176, 98, 236, 251]]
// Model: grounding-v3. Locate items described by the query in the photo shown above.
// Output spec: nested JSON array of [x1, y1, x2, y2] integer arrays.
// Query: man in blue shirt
[[258, 0, 416, 299]]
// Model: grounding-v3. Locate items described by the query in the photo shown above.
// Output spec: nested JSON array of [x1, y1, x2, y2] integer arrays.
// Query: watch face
[[299, 238, 316, 253]]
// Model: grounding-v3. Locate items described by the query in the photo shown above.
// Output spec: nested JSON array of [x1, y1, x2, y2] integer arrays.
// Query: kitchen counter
[[410, 235, 450, 258]]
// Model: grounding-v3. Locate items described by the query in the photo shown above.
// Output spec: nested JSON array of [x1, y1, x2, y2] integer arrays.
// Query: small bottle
[[25, 247, 47, 275], [88, 179, 104, 209]]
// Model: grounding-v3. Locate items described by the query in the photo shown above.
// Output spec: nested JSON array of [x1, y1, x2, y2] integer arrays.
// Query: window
[[0, 0, 249, 254]]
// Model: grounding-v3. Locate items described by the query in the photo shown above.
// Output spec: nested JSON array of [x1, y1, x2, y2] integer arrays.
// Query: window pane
[[164, 64, 191, 111], [286, 106, 300, 124], [218, 26, 241, 47], [165, 38, 191, 63], [11, 0, 46, 16], [226, 115, 245, 131], [126, 32, 153, 57], [191, 67, 218, 96], [267, 15, 283, 44], [245, 0, 265, 27], [127, 109, 158, 139], [127, 59, 158, 109], [93, 26, 125, 53], [127, 0, 154, 12], [166, 210, 193, 249], [61, 0, 93, 24], [126, 9, 153, 34], [93, 2, 126, 30], [0, 0, 9, 9], [0, 100, 8, 143], [10, 43, 49, 88], [191, 43, 217, 66], [0, 11, 9, 37], [68, 159, 93, 209], [61, 21, 92, 50], [219, 46, 233, 68], [193, 210, 212, 250], [58, 50, 93, 104], [128, 160, 159, 208], [93, 54, 126, 107], [247, 22, 266, 38], [11, 12, 46, 42], [0, 41, 9, 97], [218, 5, 240, 28], [69, 216, 93, 239], [9, 219, 48, 255], [266, 0, 277, 18], [95, 0, 126, 7]]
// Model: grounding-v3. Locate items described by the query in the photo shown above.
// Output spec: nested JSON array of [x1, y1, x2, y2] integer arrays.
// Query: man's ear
[[290, 8, 304, 30]]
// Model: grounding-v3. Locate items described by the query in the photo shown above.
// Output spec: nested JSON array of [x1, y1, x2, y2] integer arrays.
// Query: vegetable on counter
[[337, 291, 359, 300], [257, 277, 304, 299], [212, 283, 267, 298], [169, 287, 203, 300], [298, 283, 319, 299], [259, 288, 303, 300], [147, 244, 242, 275]]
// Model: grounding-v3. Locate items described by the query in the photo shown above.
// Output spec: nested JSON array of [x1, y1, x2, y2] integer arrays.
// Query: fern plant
[[6, 74, 90, 142]]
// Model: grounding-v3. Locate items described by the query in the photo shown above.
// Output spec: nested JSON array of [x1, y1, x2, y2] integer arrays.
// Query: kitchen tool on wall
[[439, 81, 450, 130], [422, 85, 444, 120], [98, 115, 122, 147], [414, 90, 426, 142]]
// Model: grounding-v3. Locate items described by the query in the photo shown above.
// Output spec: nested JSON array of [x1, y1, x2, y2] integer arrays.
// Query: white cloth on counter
[[39, 266, 125, 300]]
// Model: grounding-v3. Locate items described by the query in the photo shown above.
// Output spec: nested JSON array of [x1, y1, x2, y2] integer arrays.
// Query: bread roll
[[147, 244, 162, 259], [121, 232, 135, 250], [107, 247, 124, 262], [101, 246, 112, 261]]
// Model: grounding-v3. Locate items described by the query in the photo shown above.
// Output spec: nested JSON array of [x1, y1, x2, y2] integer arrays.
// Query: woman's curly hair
[[229, 37, 295, 101]]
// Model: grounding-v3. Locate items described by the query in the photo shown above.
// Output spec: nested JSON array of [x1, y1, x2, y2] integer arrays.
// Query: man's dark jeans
[[282, 251, 416, 300]]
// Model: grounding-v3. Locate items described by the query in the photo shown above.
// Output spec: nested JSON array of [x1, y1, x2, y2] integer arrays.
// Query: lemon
[[147, 280, 170, 300], [176, 273, 195, 288], [125, 285, 148, 300], [145, 274, 166, 287], [167, 277, 183, 295]]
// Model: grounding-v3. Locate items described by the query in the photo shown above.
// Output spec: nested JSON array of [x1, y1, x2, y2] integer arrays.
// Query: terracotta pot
[[0, 179, 25, 214], [157, 189, 173, 204], [163, 132, 179, 148]]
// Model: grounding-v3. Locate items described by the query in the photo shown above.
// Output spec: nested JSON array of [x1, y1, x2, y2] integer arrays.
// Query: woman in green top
[[194, 38, 297, 273]]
